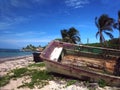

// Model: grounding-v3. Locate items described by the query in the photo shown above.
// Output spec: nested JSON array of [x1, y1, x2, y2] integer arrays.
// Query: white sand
[[1, 79, 119, 90], [0, 56, 119, 90], [0, 56, 34, 76]]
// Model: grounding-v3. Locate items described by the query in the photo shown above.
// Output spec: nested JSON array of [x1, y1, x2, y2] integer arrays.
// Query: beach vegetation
[[98, 79, 106, 87], [55, 38, 62, 41], [0, 75, 10, 87], [0, 62, 107, 89], [0, 62, 81, 89], [18, 70, 53, 89], [65, 79, 77, 87], [11, 68, 28, 78], [0, 63, 53, 89], [85, 38, 120, 49], [28, 62, 45, 67]]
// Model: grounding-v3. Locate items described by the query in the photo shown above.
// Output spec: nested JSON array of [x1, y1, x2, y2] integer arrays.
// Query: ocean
[[0, 48, 33, 60]]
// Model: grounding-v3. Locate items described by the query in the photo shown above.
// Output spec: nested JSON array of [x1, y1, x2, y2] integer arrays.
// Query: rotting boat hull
[[40, 40, 120, 86]]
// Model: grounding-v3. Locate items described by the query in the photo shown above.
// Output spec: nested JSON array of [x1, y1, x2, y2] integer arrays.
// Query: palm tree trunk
[[118, 12, 120, 49], [100, 31, 104, 47], [119, 30, 120, 38], [118, 24, 120, 49]]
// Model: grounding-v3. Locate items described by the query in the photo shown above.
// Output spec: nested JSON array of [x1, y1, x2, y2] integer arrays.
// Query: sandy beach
[[0, 55, 34, 76], [0, 56, 120, 90]]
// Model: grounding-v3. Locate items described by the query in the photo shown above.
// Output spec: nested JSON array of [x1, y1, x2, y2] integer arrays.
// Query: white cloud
[[60, 23, 90, 29], [10, 0, 29, 8], [0, 31, 47, 40], [0, 0, 47, 30], [0, 31, 60, 43], [0, 16, 30, 30], [0, 37, 54, 44], [1, 39, 50, 43], [65, 0, 89, 8], [101, 0, 120, 8], [0, 22, 11, 30], [10, 0, 39, 8], [14, 31, 46, 36], [9, 0, 48, 8], [0, 38, 51, 48]]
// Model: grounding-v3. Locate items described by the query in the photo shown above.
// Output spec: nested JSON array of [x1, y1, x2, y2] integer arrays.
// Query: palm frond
[[118, 10, 120, 18], [61, 27, 80, 44], [61, 29, 68, 38], [98, 14, 109, 28], [69, 27, 79, 36], [72, 36, 81, 42], [113, 23, 119, 29], [98, 14, 114, 30], [95, 17, 99, 28], [104, 18, 114, 26], [104, 31, 114, 39], [96, 31, 99, 39], [102, 26, 113, 31]]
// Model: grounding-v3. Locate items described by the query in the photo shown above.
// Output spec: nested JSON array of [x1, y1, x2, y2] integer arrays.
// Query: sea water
[[0, 48, 32, 61]]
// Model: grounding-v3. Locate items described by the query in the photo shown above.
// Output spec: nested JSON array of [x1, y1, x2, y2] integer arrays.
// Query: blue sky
[[0, 0, 120, 49]]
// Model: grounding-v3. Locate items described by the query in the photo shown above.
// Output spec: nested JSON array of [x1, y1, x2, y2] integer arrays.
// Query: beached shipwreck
[[40, 40, 120, 86]]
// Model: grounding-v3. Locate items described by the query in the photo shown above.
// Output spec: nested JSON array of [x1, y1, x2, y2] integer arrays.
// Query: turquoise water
[[0, 48, 32, 58]]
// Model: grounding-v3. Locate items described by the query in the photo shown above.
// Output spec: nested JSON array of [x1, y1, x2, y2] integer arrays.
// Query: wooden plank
[[50, 47, 63, 61]]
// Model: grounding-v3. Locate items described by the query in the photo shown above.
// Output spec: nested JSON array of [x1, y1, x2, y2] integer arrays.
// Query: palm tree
[[95, 14, 114, 46], [118, 11, 120, 37], [61, 29, 69, 42], [114, 11, 120, 37], [114, 10, 120, 47], [61, 27, 81, 44]]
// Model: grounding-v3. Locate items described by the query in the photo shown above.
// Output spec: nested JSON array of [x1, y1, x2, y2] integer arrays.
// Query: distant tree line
[[85, 38, 120, 49], [22, 44, 42, 51]]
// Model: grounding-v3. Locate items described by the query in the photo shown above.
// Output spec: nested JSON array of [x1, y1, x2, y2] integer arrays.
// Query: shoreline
[[0, 55, 33, 63], [0, 55, 34, 76]]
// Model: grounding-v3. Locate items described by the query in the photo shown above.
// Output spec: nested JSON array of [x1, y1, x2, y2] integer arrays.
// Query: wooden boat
[[40, 40, 120, 86]]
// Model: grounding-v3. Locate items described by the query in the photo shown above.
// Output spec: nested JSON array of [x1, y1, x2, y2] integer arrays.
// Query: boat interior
[[49, 41, 120, 76], [41, 41, 120, 76], [61, 48, 117, 75]]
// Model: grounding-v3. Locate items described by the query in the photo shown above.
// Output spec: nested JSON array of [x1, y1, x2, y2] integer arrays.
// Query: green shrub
[[28, 62, 45, 67], [98, 79, 106, 87], [0, 75, 10, 87], [11, 68, 28, 78], [66, 80, 77, 87]]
